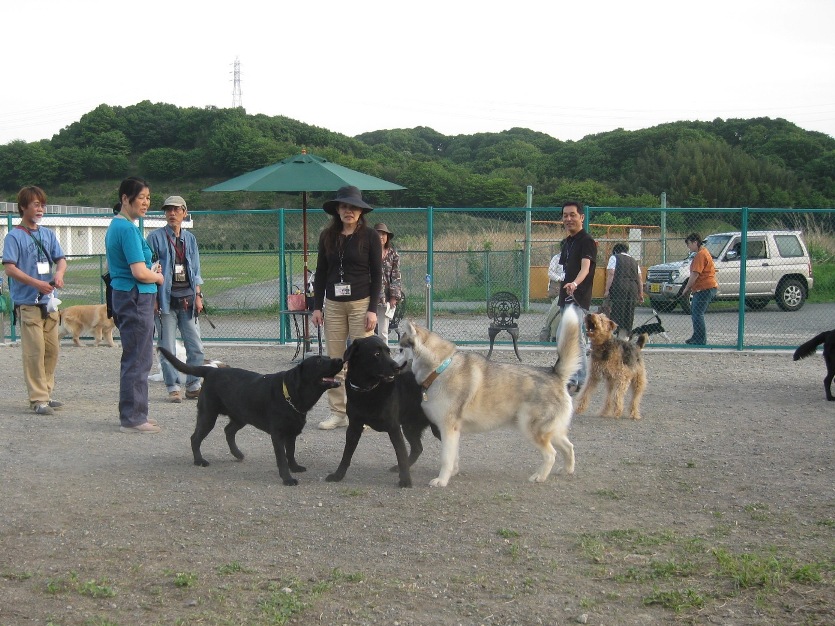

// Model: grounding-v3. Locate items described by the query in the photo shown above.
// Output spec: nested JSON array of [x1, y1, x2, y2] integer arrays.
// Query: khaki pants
[[323, 297, 372, 415], [19, 305, 61, 406]]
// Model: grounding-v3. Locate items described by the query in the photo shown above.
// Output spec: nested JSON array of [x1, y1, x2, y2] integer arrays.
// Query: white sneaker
[[318, 413, 349, 430]]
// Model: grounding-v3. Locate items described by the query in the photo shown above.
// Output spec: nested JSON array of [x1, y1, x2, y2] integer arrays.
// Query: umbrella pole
[[302, 191, 311, 354]]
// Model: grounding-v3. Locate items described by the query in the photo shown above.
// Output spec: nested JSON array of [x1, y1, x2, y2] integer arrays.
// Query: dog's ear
[[608, 318, 618, 334]]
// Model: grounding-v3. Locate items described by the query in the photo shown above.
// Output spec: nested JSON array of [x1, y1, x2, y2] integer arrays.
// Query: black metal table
[[279, 310, 322, 361]]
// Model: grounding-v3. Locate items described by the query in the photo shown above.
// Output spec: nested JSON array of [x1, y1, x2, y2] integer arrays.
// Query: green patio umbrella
[[203, 151, 405, 281], [203, 151, 405, 348]]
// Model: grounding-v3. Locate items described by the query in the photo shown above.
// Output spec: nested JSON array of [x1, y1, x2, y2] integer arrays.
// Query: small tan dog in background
[[59, 304, 116, 347], [575, 312, 647, 420]]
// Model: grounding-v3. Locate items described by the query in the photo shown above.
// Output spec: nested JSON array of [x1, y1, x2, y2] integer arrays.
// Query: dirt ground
[[0, 338, 833, 626]]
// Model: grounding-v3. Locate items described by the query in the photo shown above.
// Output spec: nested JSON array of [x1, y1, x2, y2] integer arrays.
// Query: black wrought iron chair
[[487, 291, 522, 361]]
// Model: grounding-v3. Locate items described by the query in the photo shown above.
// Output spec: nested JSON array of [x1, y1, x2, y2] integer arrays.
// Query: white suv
[[645, 230, 814, 314]]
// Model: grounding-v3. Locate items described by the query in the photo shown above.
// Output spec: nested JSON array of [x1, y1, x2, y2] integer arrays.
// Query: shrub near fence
[[1, 207, 833, 349]]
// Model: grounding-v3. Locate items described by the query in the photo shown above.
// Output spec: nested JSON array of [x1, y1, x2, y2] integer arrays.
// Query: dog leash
[[420, 355, 453, 402], [283, 381, 304, 414]]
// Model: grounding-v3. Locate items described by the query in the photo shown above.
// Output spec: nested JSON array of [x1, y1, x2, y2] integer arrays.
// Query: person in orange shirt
[[679, 233, 718, 345]]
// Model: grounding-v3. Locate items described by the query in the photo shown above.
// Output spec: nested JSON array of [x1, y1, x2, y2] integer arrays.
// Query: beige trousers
[[323, 297, 373, 415], [19, 305, 61, 406]]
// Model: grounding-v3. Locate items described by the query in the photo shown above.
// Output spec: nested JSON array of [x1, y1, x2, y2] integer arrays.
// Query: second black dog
[[326, 335, 439, 488], [629, 311, 667, 341], [158, 347, 343, 485], [793, 329, 835, 401]]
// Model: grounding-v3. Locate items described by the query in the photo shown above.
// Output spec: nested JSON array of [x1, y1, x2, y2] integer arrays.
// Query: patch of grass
[[497, 528, 520, 538], [339, 488, 367, 497], [256, 569, 364, 625], [172, 571, 198, 588], [578, 528, 830, 619], [643, 587, 706, 612], [217, 561, 245, 576], [259, 585, 305, 625], [712, 548, 822, 591], [79, 579, 116, 598], [593, 489, 624, 500], [743, 502, 770, 522], [2, 571, 33, 581]]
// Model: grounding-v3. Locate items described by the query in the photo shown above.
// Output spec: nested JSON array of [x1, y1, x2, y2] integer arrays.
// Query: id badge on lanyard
[[37, 261, 50, 275]]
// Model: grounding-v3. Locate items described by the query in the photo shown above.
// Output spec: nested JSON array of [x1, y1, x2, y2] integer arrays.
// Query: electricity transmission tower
[[232, 57, 243, 108]]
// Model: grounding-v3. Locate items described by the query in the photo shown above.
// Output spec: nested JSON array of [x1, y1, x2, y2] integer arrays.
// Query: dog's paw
[[528, 473, 549, 483], [429, 477, 448, 487], [289, 463, 306, 472], [282, 478, 299, 486], [325, 473, 343, 483], [398, 476, 413, 488], [194, 459, 210, 467]]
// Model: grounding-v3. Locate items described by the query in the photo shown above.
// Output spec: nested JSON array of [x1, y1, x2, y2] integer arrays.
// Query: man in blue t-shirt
[[2, 186, 67, 415]]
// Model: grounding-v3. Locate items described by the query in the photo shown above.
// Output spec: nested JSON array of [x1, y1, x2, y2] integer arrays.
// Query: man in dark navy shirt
[[556, 201, 597, 392]]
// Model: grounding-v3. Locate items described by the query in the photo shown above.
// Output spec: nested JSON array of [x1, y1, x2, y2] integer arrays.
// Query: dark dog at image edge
[[158, 347, 343, 485], [793, 330, 835, 401], [576, 312, 648, 420], [326, 335, 440, 488], [399, 306, 582, 487]]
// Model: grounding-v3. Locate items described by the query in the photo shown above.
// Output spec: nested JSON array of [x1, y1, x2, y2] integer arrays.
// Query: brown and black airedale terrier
[[575, 312, 647, 420]]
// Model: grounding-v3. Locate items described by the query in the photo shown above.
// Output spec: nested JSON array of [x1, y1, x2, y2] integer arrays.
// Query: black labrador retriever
[[794, 329, 835, 401], [326, 335, 439, 488], [158, 347, 343, 485]]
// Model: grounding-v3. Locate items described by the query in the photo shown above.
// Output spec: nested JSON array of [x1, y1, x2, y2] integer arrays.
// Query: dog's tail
[[551, 306, 581, 382], [636, 333, 649, 350], [793, 332, 828, 361], [158, 346, 216, 377]]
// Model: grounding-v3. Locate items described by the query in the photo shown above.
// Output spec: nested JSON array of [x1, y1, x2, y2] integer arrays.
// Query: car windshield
[[704, 234, 732, 259]]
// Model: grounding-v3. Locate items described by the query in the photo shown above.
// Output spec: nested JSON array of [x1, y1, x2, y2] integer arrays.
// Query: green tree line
[[1, 100, 834, 211]]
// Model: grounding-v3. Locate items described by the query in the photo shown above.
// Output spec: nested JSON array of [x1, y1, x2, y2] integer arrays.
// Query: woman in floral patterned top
[[374, 223, 403, 339]]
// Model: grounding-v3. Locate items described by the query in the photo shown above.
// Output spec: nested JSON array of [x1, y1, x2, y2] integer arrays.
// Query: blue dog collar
[[420, 356, 453, 401]]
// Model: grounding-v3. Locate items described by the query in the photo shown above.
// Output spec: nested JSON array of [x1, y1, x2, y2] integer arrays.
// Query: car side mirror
[[726, 250, 739, 260]]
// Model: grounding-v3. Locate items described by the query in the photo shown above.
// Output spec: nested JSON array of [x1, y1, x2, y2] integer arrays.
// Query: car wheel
[[745, 297, 769, 310], [679, 295, 691, 315], [775, 278, 806, 312], [649, 299, 677, 313]]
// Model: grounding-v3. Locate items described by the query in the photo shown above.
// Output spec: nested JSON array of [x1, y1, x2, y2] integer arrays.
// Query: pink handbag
[[287, 293, 306, 311]]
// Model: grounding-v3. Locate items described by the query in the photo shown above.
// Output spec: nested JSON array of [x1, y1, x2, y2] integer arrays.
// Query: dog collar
[[347, 379, 382, 393], [283, 381, 304, 414], [420, 356, 453, 401]]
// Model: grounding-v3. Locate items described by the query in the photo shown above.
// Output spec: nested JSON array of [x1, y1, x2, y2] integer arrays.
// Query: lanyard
[[338, 233, 354, 282], [16, 225, 49, 264], [166, 232, 185, 264]]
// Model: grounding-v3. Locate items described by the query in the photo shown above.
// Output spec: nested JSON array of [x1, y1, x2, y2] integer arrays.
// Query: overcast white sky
[[2, 0, 834, 146]]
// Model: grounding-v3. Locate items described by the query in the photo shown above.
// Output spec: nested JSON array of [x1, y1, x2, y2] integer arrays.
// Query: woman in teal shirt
[[105, 177, 164, 434]]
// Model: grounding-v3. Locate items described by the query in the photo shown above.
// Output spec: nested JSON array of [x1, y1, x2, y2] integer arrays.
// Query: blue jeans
[[113, 288, 155, 427], [558, 303, 588, 387], [689, 288, 717, 345], [158, 307, 205, 392]]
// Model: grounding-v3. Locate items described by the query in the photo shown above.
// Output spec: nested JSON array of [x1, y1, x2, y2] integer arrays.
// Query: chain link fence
[[2, 206, 833, 350]]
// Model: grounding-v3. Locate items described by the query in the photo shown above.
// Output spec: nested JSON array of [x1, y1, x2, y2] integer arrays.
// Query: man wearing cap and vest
[[146, 195, 206, 403]]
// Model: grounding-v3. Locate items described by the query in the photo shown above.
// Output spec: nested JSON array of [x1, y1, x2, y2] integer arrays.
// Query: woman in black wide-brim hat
[[311, 186, 383, 430]]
